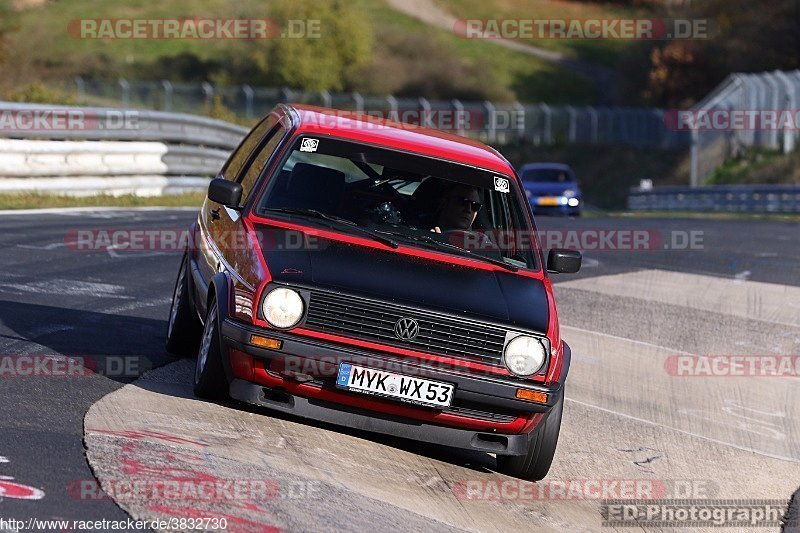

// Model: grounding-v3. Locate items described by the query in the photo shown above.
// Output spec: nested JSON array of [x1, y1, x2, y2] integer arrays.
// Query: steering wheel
[[369, 201, 403, 224]]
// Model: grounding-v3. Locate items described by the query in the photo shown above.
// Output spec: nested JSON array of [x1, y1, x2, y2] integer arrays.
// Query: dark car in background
[[519, 163, 582, 217]]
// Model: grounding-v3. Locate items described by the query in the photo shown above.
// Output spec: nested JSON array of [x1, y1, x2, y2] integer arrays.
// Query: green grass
[[0, 192, 206, 210], [5, 0, 596, 104], [706, 148, 800, 186], [433, 0, 652, 67], [605, 210, 800, 222], [8, 0, 247, 66], [369, 1, 596, 103]]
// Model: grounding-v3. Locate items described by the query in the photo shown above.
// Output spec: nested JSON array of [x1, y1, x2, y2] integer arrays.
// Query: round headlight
[[503, 335, 548, 377], [262, 288, 304, 329], [563, 189, 576, 198]]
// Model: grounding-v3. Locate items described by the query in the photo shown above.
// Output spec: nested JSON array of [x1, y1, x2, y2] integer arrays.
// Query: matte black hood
[[255, 226, 549, 333]]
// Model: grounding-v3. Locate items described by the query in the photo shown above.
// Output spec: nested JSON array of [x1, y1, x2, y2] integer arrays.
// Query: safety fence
[[688, 70, 800, 186], [628, 184, 800, 213], [61, 77, 690, 149]]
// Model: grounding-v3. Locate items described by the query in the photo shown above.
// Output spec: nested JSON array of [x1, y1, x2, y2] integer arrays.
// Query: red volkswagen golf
[[166, 104, 581, 480]]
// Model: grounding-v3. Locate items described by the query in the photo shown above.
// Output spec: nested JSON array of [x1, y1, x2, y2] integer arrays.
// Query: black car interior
[[258, 140, 535, 267]]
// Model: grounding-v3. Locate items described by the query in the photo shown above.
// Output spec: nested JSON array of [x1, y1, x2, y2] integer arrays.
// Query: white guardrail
[[0, 102, 247, 196]]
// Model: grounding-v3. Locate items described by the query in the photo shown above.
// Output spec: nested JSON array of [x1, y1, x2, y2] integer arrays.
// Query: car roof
[[519, 162, 574, 172], [278, 104, 516, 176]]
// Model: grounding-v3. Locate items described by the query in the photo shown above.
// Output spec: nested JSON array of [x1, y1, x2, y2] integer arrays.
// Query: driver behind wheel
[[430, 184, 497, 253], [431, 184, 483, 233]]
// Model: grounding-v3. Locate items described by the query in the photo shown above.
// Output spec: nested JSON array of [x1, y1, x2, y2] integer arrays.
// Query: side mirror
[[547, 249, 581, 274], [207, 178, 242, 209]]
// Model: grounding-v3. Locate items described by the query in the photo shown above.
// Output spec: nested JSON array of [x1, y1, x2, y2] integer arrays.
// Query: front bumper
[[219, 318, 570, 455], [229, 378, 532, 455]]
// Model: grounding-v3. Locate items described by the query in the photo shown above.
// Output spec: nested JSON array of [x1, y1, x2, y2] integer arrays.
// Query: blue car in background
[[518, 163, 582, 217]]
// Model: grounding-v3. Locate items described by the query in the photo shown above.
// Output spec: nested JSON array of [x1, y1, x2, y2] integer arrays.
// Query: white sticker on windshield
[[494, 176, 509, 193], [300, 138, 319, 152]]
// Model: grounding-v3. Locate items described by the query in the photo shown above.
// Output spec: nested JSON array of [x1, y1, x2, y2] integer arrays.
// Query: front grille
[[304, 289, 508, 364]]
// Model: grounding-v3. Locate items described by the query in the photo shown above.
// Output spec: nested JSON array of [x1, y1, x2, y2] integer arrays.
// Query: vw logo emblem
[[394, 317, 419, 340]]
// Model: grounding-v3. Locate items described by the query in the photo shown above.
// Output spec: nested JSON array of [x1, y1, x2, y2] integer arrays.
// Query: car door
[[197, 114, 287, 317], [196, 115, 275, 315]]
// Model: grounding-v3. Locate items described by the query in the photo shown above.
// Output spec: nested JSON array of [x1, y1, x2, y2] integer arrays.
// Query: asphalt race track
[[1, 208, 799, 532]]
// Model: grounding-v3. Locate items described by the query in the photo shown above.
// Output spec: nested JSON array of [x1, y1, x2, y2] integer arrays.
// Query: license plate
[[537, 196, 560, 206], [336, 363, 455, 408]]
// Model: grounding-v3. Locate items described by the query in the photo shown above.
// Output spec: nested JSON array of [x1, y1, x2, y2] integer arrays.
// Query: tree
[[619, 0, 800, 107], [268, 0, 373, 91], [0, 0, 12, 68]]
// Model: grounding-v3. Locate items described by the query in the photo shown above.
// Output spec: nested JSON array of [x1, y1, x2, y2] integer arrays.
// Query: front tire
[[496, 387, 564, 480], [165, 253, 202, 357], [193, 297, 228, 400]]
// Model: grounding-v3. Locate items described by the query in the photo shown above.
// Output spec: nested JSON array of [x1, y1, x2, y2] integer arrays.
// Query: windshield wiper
[[262, 207, 399, 249], [376, 231, 519, 272]]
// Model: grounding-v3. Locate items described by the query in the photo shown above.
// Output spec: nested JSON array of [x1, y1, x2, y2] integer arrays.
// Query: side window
[[238, 125, 285, 204], [220, 116, 276, 181]]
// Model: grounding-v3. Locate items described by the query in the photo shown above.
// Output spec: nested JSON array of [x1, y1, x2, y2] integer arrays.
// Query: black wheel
[[165, 253, 202, 357], [785, 488, 800, 532], [193, 297, 228, 400], [496, 387, 564, 481]]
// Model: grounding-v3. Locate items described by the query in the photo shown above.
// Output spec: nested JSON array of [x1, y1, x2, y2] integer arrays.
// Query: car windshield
[[256, 136, 539, 270], [521, 168, 574, 183]]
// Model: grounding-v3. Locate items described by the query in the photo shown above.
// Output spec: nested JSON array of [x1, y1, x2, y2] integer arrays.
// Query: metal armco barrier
[[0, 101, 247, 148], [628, 184, 800, 213], [0, 139, 168, 177], [0, 102, 247, 195]]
